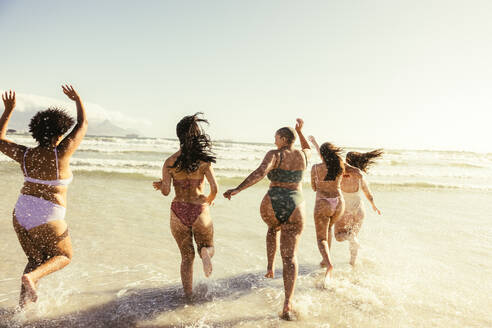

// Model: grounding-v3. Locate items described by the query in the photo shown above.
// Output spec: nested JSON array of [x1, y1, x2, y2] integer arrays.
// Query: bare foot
[[320, 259, 327, 268], [20, 274, 37, 307], [184, 293, 193, 304], [200, 248, 213, 277], [280, 304, 298, 321], [264, 270, 274, 278], [323, 265, 333, 289]]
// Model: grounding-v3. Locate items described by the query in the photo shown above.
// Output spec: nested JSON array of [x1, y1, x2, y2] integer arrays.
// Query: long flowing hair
[[346, 149, 383, 173], [319, 142, 344, 181], [169, 112, 216, 173]]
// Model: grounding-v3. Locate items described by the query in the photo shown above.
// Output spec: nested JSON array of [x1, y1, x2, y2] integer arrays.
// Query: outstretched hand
[[2, 90, 16, 112], [308, 135, 316, 145], [372, 204, 381, 215], [295, 118, 304, 131], [223, 188, 239, 200], [152, 180, 162, 191], [62, 85, 80, 101]]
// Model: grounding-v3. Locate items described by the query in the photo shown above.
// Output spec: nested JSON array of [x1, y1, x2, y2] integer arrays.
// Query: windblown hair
[[29, 107, 75, 147], [319, 142, 345, 181], [346, 149, 383, 173], [170, 112, 216, 173], [276, 127, 296, 145]]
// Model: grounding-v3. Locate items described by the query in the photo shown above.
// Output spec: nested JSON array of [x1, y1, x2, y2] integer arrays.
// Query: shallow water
[[1, 137, 491, 327]]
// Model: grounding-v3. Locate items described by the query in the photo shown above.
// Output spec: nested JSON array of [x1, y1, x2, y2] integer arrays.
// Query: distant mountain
[[87, 120, 140, 137], [8, 114, 140, 137]]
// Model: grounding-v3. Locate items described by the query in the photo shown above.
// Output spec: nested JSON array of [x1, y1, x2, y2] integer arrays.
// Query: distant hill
[[87, 120, 140, 137], [8, 115, 140, 138]]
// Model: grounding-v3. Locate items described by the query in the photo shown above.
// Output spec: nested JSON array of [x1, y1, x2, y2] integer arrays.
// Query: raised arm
[[204, 163, 218, 205], [223, 150, 277, 199], [0, 91, 26, 163], [308, 135, 321, 161], [360, 174, 381, 215], [58, 85, 88, 156], [310, 164, 317, 192], [295, 118, 311, 160]]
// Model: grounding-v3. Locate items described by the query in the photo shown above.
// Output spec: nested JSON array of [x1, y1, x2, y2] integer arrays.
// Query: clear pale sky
[[1, 0, 491, 151]]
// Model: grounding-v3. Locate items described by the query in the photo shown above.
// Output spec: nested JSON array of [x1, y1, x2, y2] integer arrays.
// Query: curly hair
[[169, 112, 216, 173], [29, 107, 75, 147], [319, 142, 345, 181], [346, 149, 383, 173]]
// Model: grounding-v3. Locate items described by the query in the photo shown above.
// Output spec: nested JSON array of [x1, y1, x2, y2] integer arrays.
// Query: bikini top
[[23, 148, 73, 186], [267, 151, 307, 183], [172, 178, 203, 189], [314, 164, 337, 185]]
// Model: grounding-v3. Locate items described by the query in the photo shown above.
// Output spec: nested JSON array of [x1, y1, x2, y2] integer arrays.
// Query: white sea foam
[[1, 134, 491, 191]]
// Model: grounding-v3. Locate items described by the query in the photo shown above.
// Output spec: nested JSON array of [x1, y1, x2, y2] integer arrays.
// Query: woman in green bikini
[[223, 118, 310, 320]]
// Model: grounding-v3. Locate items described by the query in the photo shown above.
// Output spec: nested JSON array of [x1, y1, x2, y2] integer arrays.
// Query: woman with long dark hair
[[310, 136, 382, 266], [0, 86, 88, 307], [336, 150, 382, 266], [223, 119, 310, 320], [308, 136, 345, 286], [153, 113, 217, 299]]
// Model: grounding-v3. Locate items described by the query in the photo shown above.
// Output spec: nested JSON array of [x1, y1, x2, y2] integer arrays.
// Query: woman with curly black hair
[[153, 113, 218, 300], [0, 85, 88, 307]]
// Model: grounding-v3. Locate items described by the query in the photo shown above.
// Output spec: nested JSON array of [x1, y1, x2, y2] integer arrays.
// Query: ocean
[[0, 134, 491, 327]]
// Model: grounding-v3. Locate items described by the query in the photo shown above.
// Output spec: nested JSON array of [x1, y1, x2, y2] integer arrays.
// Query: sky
[[0, 0, 491, 152]]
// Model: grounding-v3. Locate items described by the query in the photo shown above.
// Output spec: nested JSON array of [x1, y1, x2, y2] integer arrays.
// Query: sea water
[[0, 135, 491, 327]]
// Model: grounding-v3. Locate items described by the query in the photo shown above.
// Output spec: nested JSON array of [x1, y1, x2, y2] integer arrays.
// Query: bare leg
[[265, 227, 278, 278], [23, 224, 72, 287], [192, 205, 214, 278], [327, 222, 333, 250], [314, 214, 333, 287], [171, 213, 196, 299], [200, 247, 214, 277], [349, 234, 360, 266], [279, 211, 303, 320], [13, 216, 70, 308], [19, 260, 41, 307], [260, 194, 303, 319]]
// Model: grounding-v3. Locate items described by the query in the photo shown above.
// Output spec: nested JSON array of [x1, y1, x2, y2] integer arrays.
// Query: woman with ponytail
[[308, 136, 345, 287], [153, 113, 218, 299]]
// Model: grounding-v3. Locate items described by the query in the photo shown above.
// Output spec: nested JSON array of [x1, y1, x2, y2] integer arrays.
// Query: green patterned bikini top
[[267, 151, 307, 183]]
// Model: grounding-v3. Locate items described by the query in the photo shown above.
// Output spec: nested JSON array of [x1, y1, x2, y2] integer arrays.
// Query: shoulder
[[265, 149, 279, 159], [345, 164, 362, 177], [199, 161, 212, 172], [164, 153, 178, 167]]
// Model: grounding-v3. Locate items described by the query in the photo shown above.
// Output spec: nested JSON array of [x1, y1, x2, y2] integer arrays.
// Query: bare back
[[20, 147, 73, 207], [268, 148, 308, 191], [166, 153, 211, 204], [311, 163, 343, 198], [340, 165, 362, 193]]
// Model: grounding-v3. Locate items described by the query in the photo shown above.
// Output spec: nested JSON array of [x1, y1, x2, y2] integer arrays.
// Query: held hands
[[152, 180, 162, 191], [2, 90, 16, 112], [295, 118, 304, 132], [223, 188, 240, 200], [62, 85, 80, 102]]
